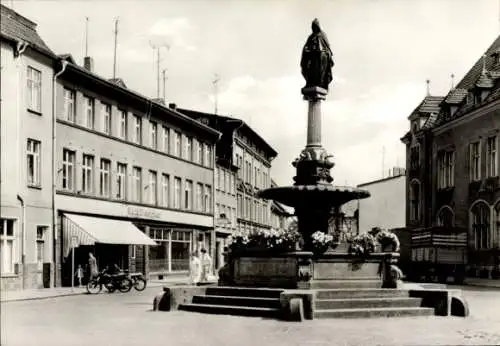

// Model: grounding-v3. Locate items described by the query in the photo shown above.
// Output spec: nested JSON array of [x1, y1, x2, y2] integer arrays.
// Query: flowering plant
[[375, 229, 400, 252], [227, 227, 301, 252], [311, 231, 334, 247], [348, 232, 376, 256]]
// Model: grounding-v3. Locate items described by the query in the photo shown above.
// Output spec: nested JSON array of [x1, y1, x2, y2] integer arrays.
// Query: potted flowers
[[348, 232, 376, 257], [227, 227, 301, 254], [311, 231, 334, 256], [375, 229, 400, 252]]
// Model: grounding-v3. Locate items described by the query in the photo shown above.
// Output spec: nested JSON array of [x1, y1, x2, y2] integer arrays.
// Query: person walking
[[88, 252, 98, 280], [189, 251, 201, 285]]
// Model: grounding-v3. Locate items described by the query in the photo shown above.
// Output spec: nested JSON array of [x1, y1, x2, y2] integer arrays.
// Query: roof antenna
[[426, 79, 431, 96], [113, 18, 119, 79], [482, 54, 487, 74], [85, 17, 89, 57], [162, 68, 168, 103], [450, 73, 455, 89], [213, 73, 220, 114]]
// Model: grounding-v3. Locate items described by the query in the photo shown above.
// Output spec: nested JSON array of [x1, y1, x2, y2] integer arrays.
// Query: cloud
[[148, 17, 196, 51]]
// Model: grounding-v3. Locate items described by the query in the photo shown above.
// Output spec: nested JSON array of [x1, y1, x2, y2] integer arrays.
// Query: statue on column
[[300, 18, 335, 91]]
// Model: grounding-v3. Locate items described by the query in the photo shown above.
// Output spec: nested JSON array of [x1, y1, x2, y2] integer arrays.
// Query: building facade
[[0, 5, 222, 290], [401, 34, 500, 279], [357, 168, 407, 233], [54, 57, 220, 285], [1, 5, 57, 290], [176, 108, 278, 260]]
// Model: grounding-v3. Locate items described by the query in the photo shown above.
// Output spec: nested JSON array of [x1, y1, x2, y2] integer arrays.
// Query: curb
[[1, 291, 87, 303]]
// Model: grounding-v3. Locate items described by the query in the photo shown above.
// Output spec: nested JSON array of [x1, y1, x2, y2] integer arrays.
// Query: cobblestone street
[[2, 285, 500, 346]]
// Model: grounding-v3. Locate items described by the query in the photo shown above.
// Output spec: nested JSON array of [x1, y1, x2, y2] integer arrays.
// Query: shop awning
[[63, 214, 156, 257]]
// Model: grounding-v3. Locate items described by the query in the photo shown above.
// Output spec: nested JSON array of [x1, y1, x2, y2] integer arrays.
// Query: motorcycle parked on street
[[86, 265, 133, 294], [126, 271, 147, 291]]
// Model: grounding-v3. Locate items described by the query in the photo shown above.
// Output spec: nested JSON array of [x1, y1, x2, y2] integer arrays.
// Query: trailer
[[409, 226, 468, 284]]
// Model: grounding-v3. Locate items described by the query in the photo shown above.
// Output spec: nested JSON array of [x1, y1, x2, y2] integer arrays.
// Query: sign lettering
[[127, 206, 161, 220]]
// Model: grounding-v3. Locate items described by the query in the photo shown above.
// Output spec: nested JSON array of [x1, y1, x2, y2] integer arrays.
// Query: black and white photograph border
[[1, 0, 500, 345]]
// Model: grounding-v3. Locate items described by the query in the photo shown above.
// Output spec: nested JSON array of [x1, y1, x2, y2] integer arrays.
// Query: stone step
[[316, 288, 409, 300], [192, 295, 281, 309], [314, 307, 434, 319], [205, 287, 284, 299], [311, 280, 381, 289], [178, 303, 280, 318], [315, 297, 422, 310]]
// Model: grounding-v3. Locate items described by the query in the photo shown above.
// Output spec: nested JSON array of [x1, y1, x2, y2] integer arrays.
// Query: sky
[[5, 0, 499, 187]]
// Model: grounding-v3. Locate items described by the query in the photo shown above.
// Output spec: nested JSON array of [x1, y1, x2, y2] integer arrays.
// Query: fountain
[[157, 19, 469, 321]]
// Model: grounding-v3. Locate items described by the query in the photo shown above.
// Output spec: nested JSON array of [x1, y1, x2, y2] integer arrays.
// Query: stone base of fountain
[[219, 250, 400, 289]]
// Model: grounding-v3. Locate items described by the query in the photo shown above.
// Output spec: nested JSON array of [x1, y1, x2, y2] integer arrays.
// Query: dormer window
[[466, 91, 474, 105], [411, 122, 419, 134]]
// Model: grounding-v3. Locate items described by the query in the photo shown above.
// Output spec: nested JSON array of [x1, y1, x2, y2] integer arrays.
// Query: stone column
[[303, 87, 327, 148]]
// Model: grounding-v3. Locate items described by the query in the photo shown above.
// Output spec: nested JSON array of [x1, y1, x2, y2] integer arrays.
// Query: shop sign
[[127, 206, 161, 219]]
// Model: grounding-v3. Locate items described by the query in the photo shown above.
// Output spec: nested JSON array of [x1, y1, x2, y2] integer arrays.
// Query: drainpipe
[[16, 195, 26, 289], [14, 40, 28, 289], [52, 60, 68, 287]]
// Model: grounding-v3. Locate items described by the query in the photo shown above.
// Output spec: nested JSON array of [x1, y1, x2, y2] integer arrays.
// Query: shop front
[[60, 213, 156, 287]]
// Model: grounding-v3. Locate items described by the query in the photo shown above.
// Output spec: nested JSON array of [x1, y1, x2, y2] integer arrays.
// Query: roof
[[421, 112, 439, 129], [444, 88, 468, 104], [0, 4, 55, 57], [108, 78, 127, 89], [408, 96, 444, 120], [176, 107, 278, 159]]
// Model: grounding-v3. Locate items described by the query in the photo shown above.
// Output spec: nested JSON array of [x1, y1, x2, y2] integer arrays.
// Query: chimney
[[169, 103, 177, 110], [83, 56, 94, 72]]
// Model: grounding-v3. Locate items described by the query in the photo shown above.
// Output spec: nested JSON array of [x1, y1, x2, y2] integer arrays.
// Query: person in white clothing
[[200, 248, 213, 282], [189, 252, 201, 285]]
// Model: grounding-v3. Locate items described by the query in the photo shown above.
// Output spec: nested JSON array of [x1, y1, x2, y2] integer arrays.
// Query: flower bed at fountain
[[220, 228, 402, 289]]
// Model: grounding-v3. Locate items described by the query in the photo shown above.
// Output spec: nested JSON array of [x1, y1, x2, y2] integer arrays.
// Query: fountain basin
[[258, 185, 370, 208]]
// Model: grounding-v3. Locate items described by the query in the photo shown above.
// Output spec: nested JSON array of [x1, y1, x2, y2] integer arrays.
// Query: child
[[75, 264, 84, 287]]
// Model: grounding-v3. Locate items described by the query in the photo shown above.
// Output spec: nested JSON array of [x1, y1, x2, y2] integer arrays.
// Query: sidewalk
[[465, 277, 500, 289], [1, 276, 189, 303]]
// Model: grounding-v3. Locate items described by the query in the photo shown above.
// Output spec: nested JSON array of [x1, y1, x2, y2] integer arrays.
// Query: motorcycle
[[86, 267, 133, 294], [126, 271, 147, 291]]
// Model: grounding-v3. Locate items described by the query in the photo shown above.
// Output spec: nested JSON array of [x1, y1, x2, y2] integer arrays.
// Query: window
[[198, 142, 204, 165], [62, 149, 75, 191], [27, 66, 41, 112], [204, 145, 211, 167], [438, 151, 455, 189], [174, 177, 181, 208], [469, 142, 481, 181], [193, 139, 200, 164], [410, 145, 420, 170], [186, 137, 193, 161], [161, 174, 170, 207], [225, 171, 230, 192], [1, 219, 16, 275], [196, 183, 203, 212], [237, 194, 243, 218], [204, 185, 212, 213], [184, 180, 193, 210], [133, 115, 142, 144], [162, 126, 170, 153], [132, 167, 142, 202], [150, 121, 157, 149], [118, 110, 127, 140], [99, 159, 111, 197], [101, 103, 111, 135], [174, 131, 181, 156], [487, 136, 498, 177], [437, 207, 454, 228], [36, 226, 47, 268], [82, 154, 94, 194], [471, 202, 490, 250], [230, 174, 235, 194], [409, 180, 420, 222], [63, 88, 75, 122], [27, 139, 41, 187], [147, 171, 157, 205], [116, 163, 127, 200], [83, 96, 95, 129]]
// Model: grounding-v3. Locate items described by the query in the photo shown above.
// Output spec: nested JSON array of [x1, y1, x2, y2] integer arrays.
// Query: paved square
[[2, 286, 500, 346]]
